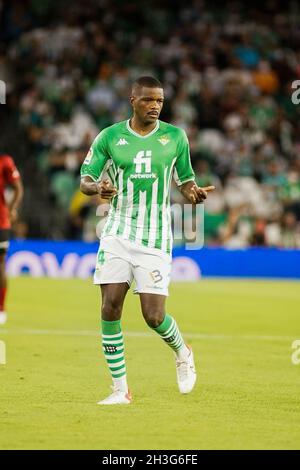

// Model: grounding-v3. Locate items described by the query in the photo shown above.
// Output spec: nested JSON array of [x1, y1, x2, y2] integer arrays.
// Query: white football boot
[[176, 345, 197, 394], [0, 312, 7, 325], [97, 385, 132, 405]]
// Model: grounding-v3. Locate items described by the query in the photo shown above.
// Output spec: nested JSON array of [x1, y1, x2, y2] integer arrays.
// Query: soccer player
[[80, 76, 214, 405], [0, 154, 23, 324]]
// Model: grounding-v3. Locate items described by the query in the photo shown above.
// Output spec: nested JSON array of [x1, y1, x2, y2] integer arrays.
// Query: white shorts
[[94, 235, 172, 296]]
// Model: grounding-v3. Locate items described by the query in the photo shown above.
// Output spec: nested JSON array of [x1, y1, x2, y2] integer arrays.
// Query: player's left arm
[[180, 180, 215, 204], [4, 157, 23, 223], [9, 178, 23, 223], [174, 129, 215, 203]]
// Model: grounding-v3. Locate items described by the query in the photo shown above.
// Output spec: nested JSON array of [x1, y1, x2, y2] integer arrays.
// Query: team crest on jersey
[[84, 148, 93, 164], [158, 135, 170, 146]]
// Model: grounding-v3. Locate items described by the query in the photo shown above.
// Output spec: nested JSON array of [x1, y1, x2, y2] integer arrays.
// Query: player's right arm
[[80, 130, 117, 198], [80, 177, 117, 198]]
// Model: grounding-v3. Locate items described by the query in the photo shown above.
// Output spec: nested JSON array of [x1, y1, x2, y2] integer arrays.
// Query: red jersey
[[0, 155, 21, 229]]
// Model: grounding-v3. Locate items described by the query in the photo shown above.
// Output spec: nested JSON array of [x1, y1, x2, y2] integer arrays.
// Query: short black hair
[[132, 76, 163, 91]]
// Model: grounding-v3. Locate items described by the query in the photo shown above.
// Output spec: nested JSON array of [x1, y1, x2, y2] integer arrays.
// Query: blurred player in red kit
[[0, 154, 23, 324]]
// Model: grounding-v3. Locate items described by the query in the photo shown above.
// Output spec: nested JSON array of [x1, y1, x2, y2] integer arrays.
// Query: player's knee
[[144, 311, 165, 329], [101, 300, 122, 321]]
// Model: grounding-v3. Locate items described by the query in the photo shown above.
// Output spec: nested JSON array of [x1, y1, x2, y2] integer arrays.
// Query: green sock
[[101, 319, 128, 392], [152, 314, 188, 356]]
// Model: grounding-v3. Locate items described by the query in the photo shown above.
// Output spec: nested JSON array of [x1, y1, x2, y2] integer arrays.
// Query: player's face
[[131, 87, 164, 125]]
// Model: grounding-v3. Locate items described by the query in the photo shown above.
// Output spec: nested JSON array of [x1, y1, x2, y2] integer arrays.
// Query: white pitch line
[[0, 327, 295, 342]]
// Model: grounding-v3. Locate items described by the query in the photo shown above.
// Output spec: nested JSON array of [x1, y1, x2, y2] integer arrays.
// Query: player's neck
[[129, 116, 158, 136]]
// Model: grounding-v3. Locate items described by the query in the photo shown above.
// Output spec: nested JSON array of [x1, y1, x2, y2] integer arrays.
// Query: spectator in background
[[1, 0, 300, 247]]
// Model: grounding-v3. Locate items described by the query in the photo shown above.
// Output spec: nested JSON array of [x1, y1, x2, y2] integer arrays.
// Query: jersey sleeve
[[3, 156, 20, 184], [173, 129, 195, 186], [80, 130, 111, 181]]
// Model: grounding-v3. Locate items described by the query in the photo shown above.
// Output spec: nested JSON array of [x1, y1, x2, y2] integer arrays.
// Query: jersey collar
[[126, 119, 160, 138]]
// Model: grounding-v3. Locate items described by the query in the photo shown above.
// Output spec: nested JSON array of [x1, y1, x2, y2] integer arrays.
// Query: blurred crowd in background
[[1, 0, 300, 247]]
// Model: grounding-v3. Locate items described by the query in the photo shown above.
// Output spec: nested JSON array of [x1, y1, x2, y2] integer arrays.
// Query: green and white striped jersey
[[80, 119, 195, 254]]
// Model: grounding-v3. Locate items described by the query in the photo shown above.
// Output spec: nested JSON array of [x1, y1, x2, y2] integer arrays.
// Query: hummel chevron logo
[[116, 138, 129, 145]]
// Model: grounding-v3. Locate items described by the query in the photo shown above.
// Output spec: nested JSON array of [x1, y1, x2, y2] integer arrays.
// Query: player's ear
[[130, 95, 135, 106]]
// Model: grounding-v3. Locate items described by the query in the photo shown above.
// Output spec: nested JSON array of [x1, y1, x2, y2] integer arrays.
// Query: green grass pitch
[[0, 277, 300, 449]]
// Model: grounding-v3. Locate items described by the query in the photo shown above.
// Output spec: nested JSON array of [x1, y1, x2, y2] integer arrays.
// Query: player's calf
[[150, 313, 197, 393]]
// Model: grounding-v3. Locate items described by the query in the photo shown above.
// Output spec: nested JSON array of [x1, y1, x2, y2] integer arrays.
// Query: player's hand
[[191, 185, 215, 204], [97, 179, 118, 200], [183, 183, 215, 204]]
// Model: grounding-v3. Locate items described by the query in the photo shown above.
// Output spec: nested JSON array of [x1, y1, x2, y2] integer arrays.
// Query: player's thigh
[[94, 238, 133, 320], [133, 248, 170, 326], [94, 238, 133, 287], [100, 283, 130, 321], [133, 250, 172, 297]]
